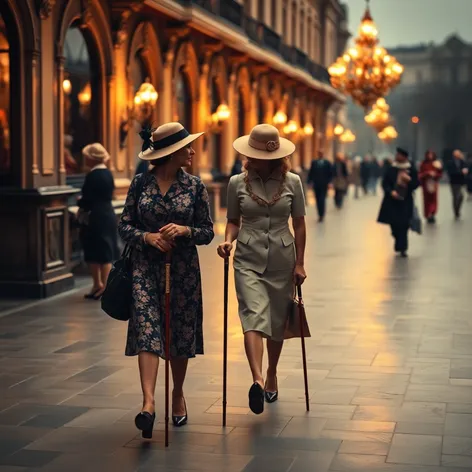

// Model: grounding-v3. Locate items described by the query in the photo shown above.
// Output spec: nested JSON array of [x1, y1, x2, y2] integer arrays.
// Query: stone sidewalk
[[0, 187, 471, 472]]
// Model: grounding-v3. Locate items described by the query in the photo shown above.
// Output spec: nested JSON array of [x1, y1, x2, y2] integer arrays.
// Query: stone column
[[198, 58, 211, 181], [223, 70, 237, 175]]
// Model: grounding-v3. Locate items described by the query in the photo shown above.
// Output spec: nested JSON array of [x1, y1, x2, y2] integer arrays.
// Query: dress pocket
[[237, 230, 252, 245], [281, 233, 295, 247]]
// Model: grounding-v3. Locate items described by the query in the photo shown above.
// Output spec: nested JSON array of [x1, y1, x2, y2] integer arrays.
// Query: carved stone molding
[[37, 0, 56, 20]]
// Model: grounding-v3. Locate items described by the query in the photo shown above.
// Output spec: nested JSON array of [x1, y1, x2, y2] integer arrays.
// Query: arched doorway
[[0, 14, 10, 184], [63, 23, 100, 175]]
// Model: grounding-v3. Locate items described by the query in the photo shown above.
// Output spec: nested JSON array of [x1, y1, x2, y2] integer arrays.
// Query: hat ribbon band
[[152, 128, 190, 151], [248, 136, 280, 152]]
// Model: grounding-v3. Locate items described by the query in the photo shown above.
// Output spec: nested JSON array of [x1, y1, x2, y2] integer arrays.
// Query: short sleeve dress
[[118, 170, 214, 359], [226, 170, 306, 342]]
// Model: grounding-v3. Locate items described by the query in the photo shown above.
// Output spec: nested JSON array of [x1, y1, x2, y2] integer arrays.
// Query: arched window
[[210, 77, 222, 172], [0, 14, 10, 181], [175, 68, 192, 131], [63, 24, 99, 175]]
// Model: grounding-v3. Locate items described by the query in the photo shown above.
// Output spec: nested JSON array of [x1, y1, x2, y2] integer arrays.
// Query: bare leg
[[96, 263, 112, 295], [244, 331, 264, 387], [88, 263, 103, 293], [171, 357, 188, 415], [266, 339, 284, 391], [138, 352, 159, 414]]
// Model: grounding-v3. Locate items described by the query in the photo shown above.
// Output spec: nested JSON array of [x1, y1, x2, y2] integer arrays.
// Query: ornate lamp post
[[328, 0, 404, 109]]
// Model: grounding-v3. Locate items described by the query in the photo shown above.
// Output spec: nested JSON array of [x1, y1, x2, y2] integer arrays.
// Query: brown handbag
[[284, 288, 311, 340]]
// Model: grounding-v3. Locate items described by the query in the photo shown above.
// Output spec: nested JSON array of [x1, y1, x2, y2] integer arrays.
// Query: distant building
[[348, 35, 472, 161]]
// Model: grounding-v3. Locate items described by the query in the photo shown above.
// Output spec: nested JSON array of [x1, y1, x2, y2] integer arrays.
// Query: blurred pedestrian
[[332, 152, 349, 208], [78, 143, 118, 299], [231, 154, 244, 176], [446, 149, 468, 219], [118, 122, 214, 436], [369, 156, 381, 195], [377, 147, 420, 257], [307, 150, 333, 222], [360, 155, 372, 195], [381, 156, 393, 178], [217, 124, 306, 415], [466, 153, 472, 198], [351, 156, 362, 199], [419, 150, 443, 224]]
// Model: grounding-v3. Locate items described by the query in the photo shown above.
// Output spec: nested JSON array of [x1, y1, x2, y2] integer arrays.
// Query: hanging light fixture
[[378, 125, 398, 143], [365, 97, 391, 131], [303, 122, 314, 136], [334, 124, 345, 137], [78, 83, 91, 106], [273, 110, 288, 126], [328, 0, 404, 109], [339, 129, 356, 143]]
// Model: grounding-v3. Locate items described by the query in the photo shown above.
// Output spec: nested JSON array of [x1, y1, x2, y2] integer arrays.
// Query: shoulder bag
[[101, 175, 146, 321]]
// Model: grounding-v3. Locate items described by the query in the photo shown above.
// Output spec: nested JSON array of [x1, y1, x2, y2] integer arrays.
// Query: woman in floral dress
[[118, 122, 214, 437]]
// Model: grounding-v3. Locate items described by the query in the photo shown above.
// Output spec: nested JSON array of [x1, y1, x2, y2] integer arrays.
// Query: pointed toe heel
[[264, 390, 279, 403], [135, 412, 155, 439], [172, 398, 188, 427]]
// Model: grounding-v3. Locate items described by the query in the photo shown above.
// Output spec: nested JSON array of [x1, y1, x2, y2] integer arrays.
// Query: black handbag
[[101, 245, 134, 321], [101, 174, 145, 321]]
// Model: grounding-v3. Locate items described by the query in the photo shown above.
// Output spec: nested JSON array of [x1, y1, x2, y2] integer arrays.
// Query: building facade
[[0, 0, 348, 298], [347, 35, 472, 161]]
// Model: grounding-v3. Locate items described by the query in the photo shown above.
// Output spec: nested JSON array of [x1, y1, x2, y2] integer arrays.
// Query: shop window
[[63, 24, 99, 175], [0, 15, 10, 180]]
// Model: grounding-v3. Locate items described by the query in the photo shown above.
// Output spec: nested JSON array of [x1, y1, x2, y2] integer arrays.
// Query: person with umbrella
[[217, 124, 307, 415]]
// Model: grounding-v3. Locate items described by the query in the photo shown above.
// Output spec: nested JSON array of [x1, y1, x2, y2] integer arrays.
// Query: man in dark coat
[[360, 155, 372, 195], [377, 147, 420, 257], [307, 151, 333, 222], [445, 149, 468, 219]]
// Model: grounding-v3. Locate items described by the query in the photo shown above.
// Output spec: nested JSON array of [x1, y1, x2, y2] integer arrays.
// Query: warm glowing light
[[378, 125, 398, 143], [411, 116, 420, 124], [78, 83, 91, 106], [303, 123, 314, 136], [216, 103, 230, 122], [328, 2, 404, 109], [339, 129, 356, 143], [134, 79, 158, 108], [273, 110, 288, 125], [334, 124, 345, 136], [284, 120, 298, 134], [62, 79, 72, 95], [365, 98, 391, 131]]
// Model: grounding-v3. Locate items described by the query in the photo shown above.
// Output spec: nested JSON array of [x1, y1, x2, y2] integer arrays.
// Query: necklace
[[244, 171, 286, 207]]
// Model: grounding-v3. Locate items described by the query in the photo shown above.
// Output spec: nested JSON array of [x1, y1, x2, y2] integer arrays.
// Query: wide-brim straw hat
[[233, 124, 295, 160], [139, 122, 204, 161], [82, 143, 110, 162]]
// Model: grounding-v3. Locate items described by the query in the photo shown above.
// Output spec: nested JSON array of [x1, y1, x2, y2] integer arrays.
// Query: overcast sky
[[346, 0, 472, 49]]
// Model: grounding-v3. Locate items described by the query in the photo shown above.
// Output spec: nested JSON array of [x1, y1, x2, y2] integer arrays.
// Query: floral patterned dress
[[118, 169, 214, 359]]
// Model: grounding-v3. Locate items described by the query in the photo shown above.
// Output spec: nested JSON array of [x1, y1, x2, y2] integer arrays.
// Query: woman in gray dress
[[119, 122, 214, 437], [217, 124, 307, 415]]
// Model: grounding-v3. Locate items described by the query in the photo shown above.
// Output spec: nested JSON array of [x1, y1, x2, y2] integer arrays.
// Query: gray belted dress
[[227, 170, 306, 341]]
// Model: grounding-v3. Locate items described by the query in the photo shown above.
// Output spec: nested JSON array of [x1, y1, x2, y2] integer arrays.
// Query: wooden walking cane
[[222, 257, 229, 427], [164, 252, 172, 447], [297, 285, 310, 411]]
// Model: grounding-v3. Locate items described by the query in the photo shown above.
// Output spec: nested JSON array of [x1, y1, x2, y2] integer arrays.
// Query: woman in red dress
[[419, 150, 443, 224]]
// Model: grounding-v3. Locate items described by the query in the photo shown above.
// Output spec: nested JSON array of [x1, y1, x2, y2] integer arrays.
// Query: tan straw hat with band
[[139, 122, 204, 161], [233, 124, 295, 160], [82, 143, 110, 162]]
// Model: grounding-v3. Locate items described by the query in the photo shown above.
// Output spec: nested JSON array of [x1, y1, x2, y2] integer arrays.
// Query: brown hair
[[424, 150, 437, 161], [243, 157, 291, 206]]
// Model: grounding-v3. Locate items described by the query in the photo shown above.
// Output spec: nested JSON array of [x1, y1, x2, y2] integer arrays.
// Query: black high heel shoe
[[264, 376, 279, 403], [84, 288, 101, 300], [248, 382, 264, 415], [172, 397, 188, 427], [135, 411, 155, 439]]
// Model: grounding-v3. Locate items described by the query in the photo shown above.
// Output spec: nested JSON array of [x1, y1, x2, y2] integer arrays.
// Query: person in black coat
[[377, 148, 419, 257], [360, 155, 372, 195], [445, 149, 468, 219], [307, 151, 333, 221], [78, 143, 118, 299]]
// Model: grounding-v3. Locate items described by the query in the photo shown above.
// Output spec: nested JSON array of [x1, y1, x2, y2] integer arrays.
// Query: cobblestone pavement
[[0, 186, 471, 472]]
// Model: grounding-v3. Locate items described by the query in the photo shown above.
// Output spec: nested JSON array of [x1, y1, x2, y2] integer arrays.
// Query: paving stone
[[0, 450, 61, 468], [387, 434, 442, 466], [444, 413, 472, 437], [395, 422, 444, 436], [442, 436, 472, 456], [338, 440, 390, 455], [441, 454, 472, 468]]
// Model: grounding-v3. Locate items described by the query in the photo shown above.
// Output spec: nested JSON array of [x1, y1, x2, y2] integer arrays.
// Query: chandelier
[[378, 125, 398, 143], [339, 129, 356, 143], [365, 98, 391, 131], [328, 0, 404, 109]]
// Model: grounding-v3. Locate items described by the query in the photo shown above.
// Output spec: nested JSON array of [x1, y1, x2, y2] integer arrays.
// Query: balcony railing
[[183, 0, 332, 87]]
